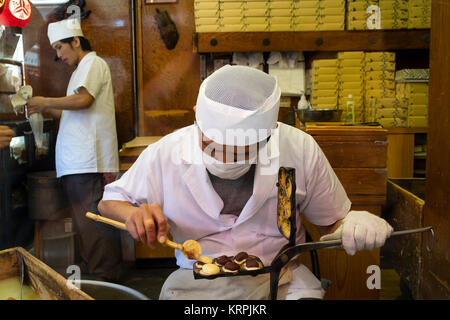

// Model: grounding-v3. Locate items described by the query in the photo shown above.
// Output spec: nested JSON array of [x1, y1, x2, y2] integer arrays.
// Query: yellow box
[[312, 74, 339, 82], [317, 22, 345, 30], [320, 7, 346, 15], [243, 24, 269, 31], [268, 24, 294, 31], [196, 24, 222, 32], [338, 51, 365, 60], [408, 0, 431, 7], [220, 2, 245, 10], [381, 9, 409, 19], [338, 59, 365, 67], [312, 66, 339, 75], [320, 0, 346, 7], [408, 105, 428, 116], [242, 8, 270, 17], [408, 17, 431, 29], [377, 117, 407, 128], [319, 15, 345, 24], [338, 67, 365, 75], [365, 70, 396, 81], [408, 6, 431, 18], [269, 8, 294, 17], [339, 82, 365, 90], [365, 61, 396, 71], [294, 1, 320, 9], [311, 103, 338, 110], [380, 19, 409, 30], [366, 89, 391, 97], [196, 17, 220, 25], [396, 83, 429, 95], [366, 80, 396, 90], [221, 24, 247, 32], [375, 107, 408, 118], [365, 52, 395, 63], [267, 16, 292, 24], [348, 11, 370, 20], [294, 8, 320, 16], [244, 17, 267, 24], [347, 20, 368, 30], [340, 74, 364, 82], [408, 116, 428, 127], [310, 96, 338, 104], [339, 89, 365, 97], [312, 89, 339, 97], [347, 2, 368, 11], [221, 16, 244, 24], [313, 82, 339, 90], [407, 93, 429, 105], [267, 2, 294, 9], [312, 59, 338, 68]]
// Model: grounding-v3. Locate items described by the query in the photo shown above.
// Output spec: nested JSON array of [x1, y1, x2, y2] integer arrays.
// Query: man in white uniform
[[27, 18, 122, 281], [98, 65, 393, 299]]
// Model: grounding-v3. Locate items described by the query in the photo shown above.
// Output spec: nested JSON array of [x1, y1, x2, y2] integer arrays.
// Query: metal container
[[78, 280, 150, 300], [296, 109, 343, 123], [27, 171, 70, 220]]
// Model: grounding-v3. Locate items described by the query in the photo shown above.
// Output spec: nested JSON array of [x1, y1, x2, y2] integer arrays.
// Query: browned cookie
[[233, 251, 249, 265], [222, 261, 240, 274], [214, 255, 232, 267]]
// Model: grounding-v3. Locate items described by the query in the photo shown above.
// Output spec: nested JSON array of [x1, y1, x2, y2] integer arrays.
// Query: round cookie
[[233, 252, 249, 265], [197, 256, 213, 264], [199, 263, 221, 276], [214, 255, 232, 267], [242, 258, 263, 271], [222, 261, 240, 274]]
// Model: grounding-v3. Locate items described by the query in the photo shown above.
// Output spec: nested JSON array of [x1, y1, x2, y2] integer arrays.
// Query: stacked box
[[365, 97, 408, 127], [364, 52, 397, 124], [407, 0, 431, 29], [310, 58, 339, 109], [346, 0, 410, 30], [337, 51, 365, 122], [293, 0, 346, 31], [395, 82, 429, 127]]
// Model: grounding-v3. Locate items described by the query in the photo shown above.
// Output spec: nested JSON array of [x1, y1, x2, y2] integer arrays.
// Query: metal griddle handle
[[269, 226, 434, 300]]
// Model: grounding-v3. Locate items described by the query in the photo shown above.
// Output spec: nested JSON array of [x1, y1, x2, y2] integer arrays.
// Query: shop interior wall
[[137, 0, 200, 136], [18, 0, 135, 147]]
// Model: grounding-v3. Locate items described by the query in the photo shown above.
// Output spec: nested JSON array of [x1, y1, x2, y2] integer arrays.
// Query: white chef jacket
[[55, 51, 119, 178], [102, 122, 351, 269]]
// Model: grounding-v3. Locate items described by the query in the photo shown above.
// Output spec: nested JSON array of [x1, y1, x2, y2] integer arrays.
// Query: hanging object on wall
[[49, 0, 91, 23], [0, 0, 6, 15], [0, 0, 32, 28], [155, 8, 179, 50]]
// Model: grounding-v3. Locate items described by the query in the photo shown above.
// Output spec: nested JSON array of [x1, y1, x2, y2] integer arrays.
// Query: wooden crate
[[0, 247, 92, 300]]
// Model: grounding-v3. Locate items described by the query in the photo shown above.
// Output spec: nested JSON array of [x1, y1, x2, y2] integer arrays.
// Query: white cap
[[195, 65, 281, 146], [47, 19, 84, 45]]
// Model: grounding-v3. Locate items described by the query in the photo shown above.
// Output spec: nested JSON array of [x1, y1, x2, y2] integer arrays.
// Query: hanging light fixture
[[0, 0, 32, 28]]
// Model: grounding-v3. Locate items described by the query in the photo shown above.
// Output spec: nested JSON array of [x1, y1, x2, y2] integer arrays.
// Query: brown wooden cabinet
[[304, 123, 388, 300]]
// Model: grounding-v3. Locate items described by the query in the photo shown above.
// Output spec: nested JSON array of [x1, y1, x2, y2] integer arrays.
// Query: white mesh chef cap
[[196, 65, 281, 146], [48, 19, 84, 45]]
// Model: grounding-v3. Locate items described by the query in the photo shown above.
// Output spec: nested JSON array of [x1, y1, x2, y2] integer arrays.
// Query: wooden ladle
[[85, 212, 201, 260]]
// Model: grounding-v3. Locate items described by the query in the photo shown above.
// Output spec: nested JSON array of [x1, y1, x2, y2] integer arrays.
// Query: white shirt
[[102, 123, 351, 269], [55, 51, 119, 177]]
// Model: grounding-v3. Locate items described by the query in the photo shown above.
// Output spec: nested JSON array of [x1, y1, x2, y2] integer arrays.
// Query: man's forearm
[[315, 219, 343, 238], [98, 200, 137, 223]]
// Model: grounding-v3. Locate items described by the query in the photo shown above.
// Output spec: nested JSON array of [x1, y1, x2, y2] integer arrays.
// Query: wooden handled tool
[[85, 212, 201, 259]]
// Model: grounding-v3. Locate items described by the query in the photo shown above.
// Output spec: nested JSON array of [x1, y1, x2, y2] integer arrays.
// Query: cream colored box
[[338, 51, 365, 60], [338, 59, 365, 67], [244, 17, 267, 24], [242, 8, 269, 17], [269, 8, 295, 17], [195, 2, 220, 10], [313, 89, 339, 97], [220, 2, 245, 10], [294, 23, 320, 31], [196, 25, 223, 32], [408, 116, 428, 127], [221, 24, 247, 32], [365, 52, 395, 63], [408, 105, 428, 116], [293, 16, 319, 24], [317, 22, 345, 31], [365, 61, 396, 72], [196, 17, 220, 25], [313, 82, 339, 90], [313, 59, 338, 68], [320, 0, 346, 8], [294, 8, 320, 16], [244, 24, 269, 32], [268, 16, 292, 24], [195, 9, 220, 18], [268, 24, 294, 31], [319, 15, 345, 24]]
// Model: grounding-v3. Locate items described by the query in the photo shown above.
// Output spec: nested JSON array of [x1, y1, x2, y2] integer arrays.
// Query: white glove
[[319, 211, 394, 256]]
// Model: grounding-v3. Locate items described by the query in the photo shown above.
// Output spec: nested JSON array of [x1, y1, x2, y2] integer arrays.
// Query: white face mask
[[202, 152, 257, 180]]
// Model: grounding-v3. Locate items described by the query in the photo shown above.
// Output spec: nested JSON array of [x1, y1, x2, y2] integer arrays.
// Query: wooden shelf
[[195, 29, 430, 53]]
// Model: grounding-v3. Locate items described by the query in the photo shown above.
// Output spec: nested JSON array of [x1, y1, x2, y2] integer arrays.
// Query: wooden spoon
[[85, 212, 202, 260]]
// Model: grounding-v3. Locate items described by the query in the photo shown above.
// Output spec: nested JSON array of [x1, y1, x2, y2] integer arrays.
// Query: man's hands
[[320, 210, 393, 255], [0, 126, 15, 148], [27, 96, 49, 115], [125, 203, 170, 248]]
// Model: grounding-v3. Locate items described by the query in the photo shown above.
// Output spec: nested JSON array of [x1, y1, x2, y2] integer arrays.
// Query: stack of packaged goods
[[379, 0, 409, 30], [293, 0, 345, 31], [364, 52, 400, 127], [310, 58, 339, 110], [346, 0, 379, 30], [194, 0, 299, 32], [396, 82, 429, 127], [407, 0, 431, 29], [337, 51, 365, 122]]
